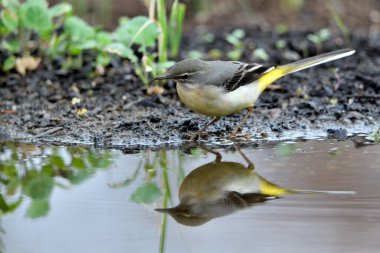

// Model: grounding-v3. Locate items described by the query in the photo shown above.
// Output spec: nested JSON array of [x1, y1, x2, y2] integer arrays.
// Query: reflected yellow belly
[[176, 82, 261, 117]]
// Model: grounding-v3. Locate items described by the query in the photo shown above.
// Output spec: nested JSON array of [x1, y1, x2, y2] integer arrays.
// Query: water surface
[[1, 140, 379, 253]]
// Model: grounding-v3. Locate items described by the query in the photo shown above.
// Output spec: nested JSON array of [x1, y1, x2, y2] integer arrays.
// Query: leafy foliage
[[0, 143, 114, 218], [0, 0, 186, 85], [130, 182, 162, 204], [226, 29, 245, 61]]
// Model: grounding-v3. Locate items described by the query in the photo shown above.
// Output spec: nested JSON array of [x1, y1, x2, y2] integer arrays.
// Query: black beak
[[154, 208, 171, 213], [149, 74, 172, 84]]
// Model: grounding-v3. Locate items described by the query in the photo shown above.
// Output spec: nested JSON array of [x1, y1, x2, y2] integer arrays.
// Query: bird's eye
[[180, 73, 189, 80]]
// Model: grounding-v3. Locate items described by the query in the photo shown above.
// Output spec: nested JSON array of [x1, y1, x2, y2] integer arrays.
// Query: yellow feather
[[258, 48, 355, 92], [257, 66, 289, 92], [258, 176, 292, 195]]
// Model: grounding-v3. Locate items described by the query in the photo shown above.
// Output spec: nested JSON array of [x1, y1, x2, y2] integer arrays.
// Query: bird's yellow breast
[[176, 82, 261, 117]]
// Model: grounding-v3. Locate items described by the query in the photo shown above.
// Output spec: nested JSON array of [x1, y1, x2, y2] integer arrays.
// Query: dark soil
[[0, 28, 379, 150]]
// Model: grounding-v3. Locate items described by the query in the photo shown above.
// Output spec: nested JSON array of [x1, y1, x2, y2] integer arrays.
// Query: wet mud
[[0, 29, 379, 149]]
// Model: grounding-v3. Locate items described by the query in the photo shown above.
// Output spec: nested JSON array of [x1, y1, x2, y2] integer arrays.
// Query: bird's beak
[[154, 208, 171, 213], [149, 73, 172, 84]]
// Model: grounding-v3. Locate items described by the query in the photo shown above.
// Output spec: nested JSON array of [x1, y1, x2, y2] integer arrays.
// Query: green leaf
[[155, 61, 175, 73], [96, 53, 111, 67], [2, 39, 20, 53], [227, 49, 242, 61], [2, 55, 16, 71], [42, 164, 54, 176], [115, 16, 159, 48], [319, 28, 331, 42], [186, 50, 203, 59], [0, 194, 9, 212], [49, 155, 65, 168], [252, 48, 269, 61], [20, 2, 52, 33], [25, 0, 48, 8], [0, 194, 22, 214], [68, 169, 93, 184], [307, 34, 320, 44], [130, 182, 162, 204], [26, 199, 49, 218], [190, 148, 202, 157], [104, 42, 137, 62], [226, 29, 245, 46], [23, 176, 54, 199], [6, 177, 20, 195], [48, 2, 72, 17], [64, 16, 95, 42], [96, 31, 112, 46], [0, 8, 18, 32], [72, 157, 87, 169], [78, 40, 98, 50]]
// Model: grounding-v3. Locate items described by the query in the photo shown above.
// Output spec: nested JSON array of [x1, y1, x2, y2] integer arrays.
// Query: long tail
[[283, 189, 356, 196], [257, 48, 356, 92], [259, 176, 356, 196]]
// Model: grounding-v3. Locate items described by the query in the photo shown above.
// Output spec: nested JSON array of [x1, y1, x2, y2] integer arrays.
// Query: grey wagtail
[[155, 148, 355, 226], [150, 48, 355, 140]]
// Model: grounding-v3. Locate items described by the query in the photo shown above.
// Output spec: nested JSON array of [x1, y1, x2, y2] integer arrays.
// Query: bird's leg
[[202, 146, 222, 162], [235, 146, 255, 170], [190, 117, 221, 141], [228, 107, 254, 139]]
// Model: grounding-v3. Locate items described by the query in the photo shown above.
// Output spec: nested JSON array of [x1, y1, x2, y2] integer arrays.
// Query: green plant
[[168, 0, 186, 58], [186, 49, 203, 59], [275, 39, 287, 49], [327, 1, 350, 43], [0, 143, 114, 218], [0, 0, 186, 87], [62, 16, 115, 71], [154, 0, 186, 74], [226, 28, 245, 60], [108, 0, 186, 86], [307, 28, 331, 51], [111, 15, 163, 85], [0, 0, 72, 71], [367, 128, 380, 143], [252, 48, 269, 61]]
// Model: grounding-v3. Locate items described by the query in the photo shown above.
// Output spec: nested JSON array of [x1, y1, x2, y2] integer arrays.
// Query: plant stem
[[157, 0, 168, 65]]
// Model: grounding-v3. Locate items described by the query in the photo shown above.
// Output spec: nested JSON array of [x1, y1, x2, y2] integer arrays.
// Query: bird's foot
[[190, 131, 209, 141]]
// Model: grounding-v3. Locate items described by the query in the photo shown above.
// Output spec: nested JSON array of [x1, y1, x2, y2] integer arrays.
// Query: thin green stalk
[[156, 0, 168, 64], [169, 0, 185, 57], [159, 150, 171, 253], [159, 189, 169, 253], [327, 1, 350, 43]]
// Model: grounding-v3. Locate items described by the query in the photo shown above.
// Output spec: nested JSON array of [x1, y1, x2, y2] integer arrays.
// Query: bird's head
[[150, 59, 209, 84]]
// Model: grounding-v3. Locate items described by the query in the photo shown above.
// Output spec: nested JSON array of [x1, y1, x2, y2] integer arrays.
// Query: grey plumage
[[168, 59, 274, 92]]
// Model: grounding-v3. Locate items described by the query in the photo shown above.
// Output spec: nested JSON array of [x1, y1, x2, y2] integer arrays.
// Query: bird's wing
[[222, 62, 275, 92]]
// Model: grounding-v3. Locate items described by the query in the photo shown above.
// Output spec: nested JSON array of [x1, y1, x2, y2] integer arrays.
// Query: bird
[[155, 147, 355, 226], [150, 48, 355, 140]]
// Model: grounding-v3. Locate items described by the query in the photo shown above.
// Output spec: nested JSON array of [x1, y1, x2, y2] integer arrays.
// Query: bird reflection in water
[[155, 148, 355, 226]]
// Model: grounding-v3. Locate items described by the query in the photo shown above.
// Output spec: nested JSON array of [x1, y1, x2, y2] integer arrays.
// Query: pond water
[[1, 139, 380, 253]]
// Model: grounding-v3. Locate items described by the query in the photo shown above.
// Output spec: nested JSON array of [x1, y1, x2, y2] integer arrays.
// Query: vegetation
[[0, 143, 113, 218], [226, 28, 245, 60], [0, 0, 186, 85], [307, 28, 331, 51], [367, 128, 380, 143]]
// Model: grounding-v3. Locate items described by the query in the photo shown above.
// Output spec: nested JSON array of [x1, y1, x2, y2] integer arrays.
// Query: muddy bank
[[0, 29, 379, 149]]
